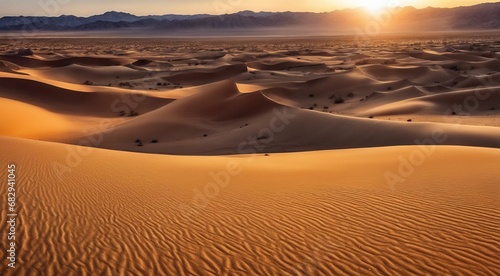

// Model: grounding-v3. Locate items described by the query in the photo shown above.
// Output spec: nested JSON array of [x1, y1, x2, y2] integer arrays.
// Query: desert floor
[[0, 35, 499, 275]]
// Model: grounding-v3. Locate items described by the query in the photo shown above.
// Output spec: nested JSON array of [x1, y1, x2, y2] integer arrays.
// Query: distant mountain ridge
[[0, 3, 499, 33], [0, 11, 214, 28]]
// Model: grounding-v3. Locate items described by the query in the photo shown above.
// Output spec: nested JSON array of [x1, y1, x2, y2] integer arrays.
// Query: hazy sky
[[0, 0, 493, 16]]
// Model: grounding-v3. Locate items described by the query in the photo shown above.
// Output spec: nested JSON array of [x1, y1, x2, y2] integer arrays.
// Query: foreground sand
[[0, 136, 499, 275]]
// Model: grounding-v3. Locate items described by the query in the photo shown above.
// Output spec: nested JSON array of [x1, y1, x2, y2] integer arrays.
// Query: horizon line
[[0, 2, 498, 18]]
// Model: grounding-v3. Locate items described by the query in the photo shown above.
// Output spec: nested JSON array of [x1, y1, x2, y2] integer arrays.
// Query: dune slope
[[84, 80, 500, 155]]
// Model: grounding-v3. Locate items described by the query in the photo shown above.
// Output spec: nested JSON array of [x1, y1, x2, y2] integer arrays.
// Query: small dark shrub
[[334, 97, 345, 104], [257, 135, 269, 140], [119, 82, 133, 88]]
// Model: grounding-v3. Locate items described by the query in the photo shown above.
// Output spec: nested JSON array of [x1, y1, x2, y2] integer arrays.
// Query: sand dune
[[247, 59, 328, 71], [367, 86, 430, 102], [0, 36, 499, 275], [0, 74, 173, 117], [358, 64, 457, 84], [260, 70, 410, 107], [57, 79, 499, 155], [411, 50, 498, 63], [24, 64, 150, 84], [0, 38, 499, 155], [0, 54, 133, 68], [452, 74, 500, 89], [0, 98, 76, 140], [359, 86, 500, 116], [162, 63, 248, 86], [0, 136, 499, 275], [0, 61, 25, 75]]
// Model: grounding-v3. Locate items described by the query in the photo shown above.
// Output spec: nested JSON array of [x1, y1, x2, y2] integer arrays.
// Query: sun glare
[[363, 0, 388, 13]]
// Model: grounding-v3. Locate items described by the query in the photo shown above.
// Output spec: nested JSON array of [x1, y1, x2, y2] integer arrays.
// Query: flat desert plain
[[0, 35, 499, 275]]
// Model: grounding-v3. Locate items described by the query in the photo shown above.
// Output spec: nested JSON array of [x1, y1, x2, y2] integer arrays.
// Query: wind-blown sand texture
[[0, 35, 499, 275]]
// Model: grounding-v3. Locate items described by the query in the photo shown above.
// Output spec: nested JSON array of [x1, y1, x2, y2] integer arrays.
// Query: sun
[[362, 0, 388, 14]]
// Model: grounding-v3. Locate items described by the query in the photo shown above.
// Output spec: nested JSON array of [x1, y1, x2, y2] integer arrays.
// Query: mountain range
[[0, 2, 499, 34]]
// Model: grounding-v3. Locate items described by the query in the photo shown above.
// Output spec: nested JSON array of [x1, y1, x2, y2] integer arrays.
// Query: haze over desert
[[1, 1, 500, 275]]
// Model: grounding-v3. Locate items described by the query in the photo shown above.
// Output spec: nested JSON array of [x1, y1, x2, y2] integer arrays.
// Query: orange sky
[[0, 0, 494, 16], [230, 1, 495, 14], [311, 0, 496, 12]]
